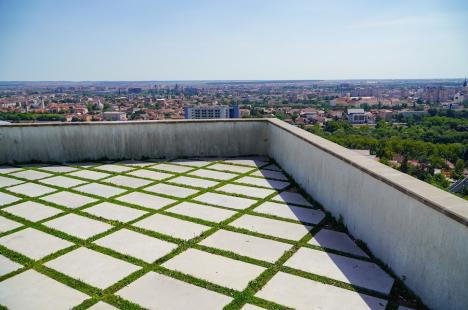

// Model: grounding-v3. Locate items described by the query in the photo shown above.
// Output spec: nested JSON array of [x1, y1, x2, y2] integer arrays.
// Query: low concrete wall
[[267, 118, 468, 310], [0, 120, 269, 163]]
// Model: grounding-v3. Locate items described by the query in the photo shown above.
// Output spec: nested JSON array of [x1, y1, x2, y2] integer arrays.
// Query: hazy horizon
[[1, 0, 467, 81]]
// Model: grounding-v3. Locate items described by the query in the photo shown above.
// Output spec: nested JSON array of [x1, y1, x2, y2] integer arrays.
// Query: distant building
[[346, 108, 368, 124], [184, 105, 240, 119], [103, 111, 127, 121]]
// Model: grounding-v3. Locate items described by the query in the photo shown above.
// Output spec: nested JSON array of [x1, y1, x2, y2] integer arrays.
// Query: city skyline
[[1, 0, 467, 81]]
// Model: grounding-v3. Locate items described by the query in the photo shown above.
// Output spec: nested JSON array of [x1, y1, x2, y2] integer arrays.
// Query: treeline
[[0, 112, 66, 122]]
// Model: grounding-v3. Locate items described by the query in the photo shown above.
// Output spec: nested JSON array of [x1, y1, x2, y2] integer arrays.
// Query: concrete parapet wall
[[267, 118, 468, 310], [0, 120, 269, 163]]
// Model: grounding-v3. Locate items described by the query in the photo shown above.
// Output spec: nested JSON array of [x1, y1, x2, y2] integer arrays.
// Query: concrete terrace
[[1, 157, 402, 310]]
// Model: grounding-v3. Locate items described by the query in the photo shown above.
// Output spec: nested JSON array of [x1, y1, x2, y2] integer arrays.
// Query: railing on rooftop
[[1, 119, 467, 310]]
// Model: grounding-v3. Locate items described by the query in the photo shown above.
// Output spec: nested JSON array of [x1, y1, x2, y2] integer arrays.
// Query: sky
[[0, 0, 467, 81]]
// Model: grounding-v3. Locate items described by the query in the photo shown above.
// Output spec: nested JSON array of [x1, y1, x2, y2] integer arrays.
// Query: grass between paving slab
[[0, 158, 424, 310]]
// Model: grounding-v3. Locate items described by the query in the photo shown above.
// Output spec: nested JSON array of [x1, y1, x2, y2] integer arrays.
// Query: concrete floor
[[0, 157, 407, 309]]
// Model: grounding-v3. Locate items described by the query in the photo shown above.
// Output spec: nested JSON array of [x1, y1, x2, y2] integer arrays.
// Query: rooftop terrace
[[0, 119, 467, 310]]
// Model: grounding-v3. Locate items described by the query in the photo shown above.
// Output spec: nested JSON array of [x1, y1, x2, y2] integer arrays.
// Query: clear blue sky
[[0, 0, 467, 81]]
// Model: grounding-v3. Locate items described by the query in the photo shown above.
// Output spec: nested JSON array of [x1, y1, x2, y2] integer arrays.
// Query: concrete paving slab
[[103, 175, 152, 188], [116, 160, 155, 167], [167, 202, 236, 223], [116, 192, 176, 210], [242, 305, 264, 310], [0, 176, 24, 188], [168, 176, 219, 189], [271, 191, 312, 207], [216, 184, 276, 199], [134, 214, 210, 240], [171, 159, 212, 167], [68, 170, 111, 180], [255, 202, 325, 224], [88, 301, 118, 310], [0, 216, 22, 233], [44, 214, 112, 239], [0, 228, 72, 259], [262, 164, 281, 171], [95, 229, 177, 263], [256, 272, 387, 310], [0, 192, 21, 206], [127, 169, 173, 180], [71, 162, 99, 168], [200, 230, 291, 263], [284, 247, 394, 294], [39, 176, 87, 188], [251, 169, 288, 181], [230, 214, 312, 241], [223, 158, 269, 167], [144, 183, 199, 198], [236, 176, 290, 190], [309, 229, 368, 257], [38, 165, 78, 173], [189, 169, 237, 181], [117, 272, 232, 309], [194, 192, 257, 210], [3, 201, 62, 222], [0, 254, 22, 276], [209, 163, 253, 173], [94, 164, 134, 173], [153, 163, 193, 173], [0, 270, 88, 310], [0, 166, 23, 174], [45, 247, 140, 289], [9, 170, 52, 180], [163, 248, 265, 290], [74, 183, 127, 198], [41, 191, 98, 209], [84, 202, 147, 222], [6, 182, 56, 197]]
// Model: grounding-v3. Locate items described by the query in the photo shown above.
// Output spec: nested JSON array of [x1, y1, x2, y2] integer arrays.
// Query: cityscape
[[0, 1, 467, 310]]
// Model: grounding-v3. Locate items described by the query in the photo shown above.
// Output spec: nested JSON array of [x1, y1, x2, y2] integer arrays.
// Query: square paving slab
[[153, 163, 193, 173], [127, 169, 173, 180], [44, 214, 112, 239], [144, 183, 198, 198], [194, 192, 257, 210], [117, 272, 232, 309], [38, 165, 78, 173], [74, 183, 127, 198], [0, 176, 23, 188], [163, 248, 265, 290], [223, 158, 269, 167], [134, 214, 210, 240], [9, 170, 52, 181], [103, 175, 152, 188], [0, 228, 72, 260], [116, 192, 176, 210], [41, 191, 98, 209], [168, 176, 219, 189], [209, 163, 254, 174], [84, 202, 147, 222], [271, 191, 312, 207], [230, 214, 312, 241], [189, 169, 237, 181], [88, 301, 118, 310], [68, 170, 111, 180], [94, 164, 134, 173], [3, 201, 62, 222], [116, 160, 155, 167], [216, 184, 276, 199], [0, 166, 23, 174], [0, 216, 22, 233], [0, 192, 21, 206], [284, 247, 394, 294], [255, 202, 325, 224], [262, 164, 281, 171], [167, 202, 237, 223], [0, 270, 88, 310], [0, 255, 22, 276], [39, 175, 87, 188], [45, 247, 140, 289], [6, 182, 56, 198], [251, 169, 288, 181], [256, 272, 387, 310], [95, 229, 177, 263], [200, 230, 291, 263], [236, 176, 290, 190], [171, 159, 212, 167], [309, 229, 368, 257]]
